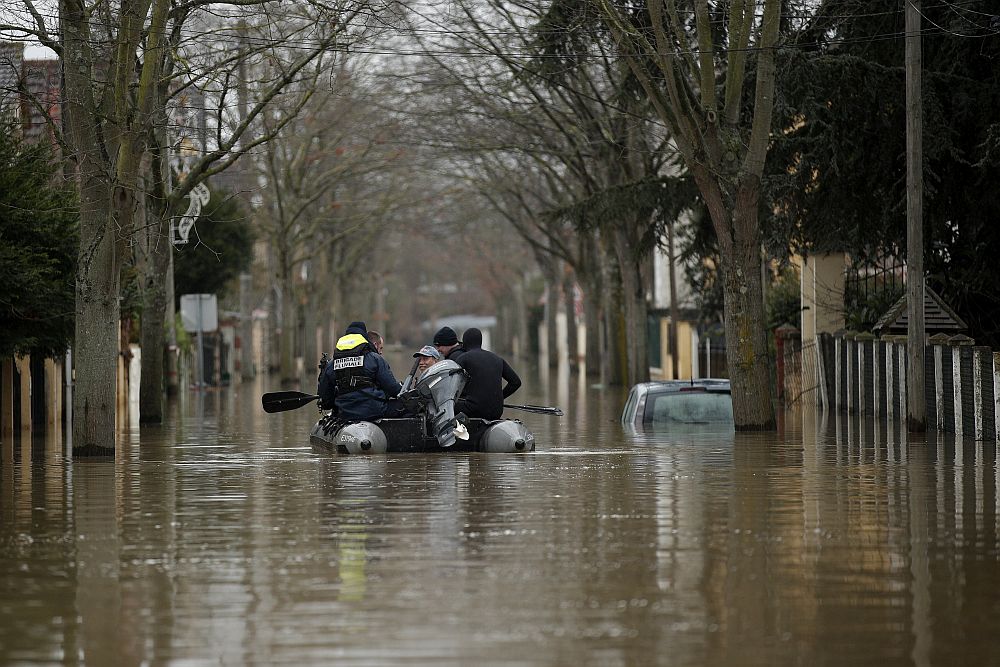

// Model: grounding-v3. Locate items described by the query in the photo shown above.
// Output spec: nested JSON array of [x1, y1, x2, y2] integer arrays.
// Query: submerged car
[[621, 379, 733, 428]]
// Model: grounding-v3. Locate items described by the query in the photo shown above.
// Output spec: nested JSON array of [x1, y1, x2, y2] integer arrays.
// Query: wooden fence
[[779, 330, 1000, 441]]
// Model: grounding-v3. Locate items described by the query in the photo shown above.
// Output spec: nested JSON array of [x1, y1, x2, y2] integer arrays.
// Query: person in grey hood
[[455, 327, 521, 420]]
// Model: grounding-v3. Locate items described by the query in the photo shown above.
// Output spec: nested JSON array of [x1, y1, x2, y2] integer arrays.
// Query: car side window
[[622, 389, 639, 424]]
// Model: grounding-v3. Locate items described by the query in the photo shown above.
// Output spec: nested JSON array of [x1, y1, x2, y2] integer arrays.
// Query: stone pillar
[[800, 253, 845, 405]]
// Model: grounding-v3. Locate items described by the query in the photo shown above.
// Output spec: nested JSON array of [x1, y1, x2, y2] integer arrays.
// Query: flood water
[[2, 360, 1000, 666]]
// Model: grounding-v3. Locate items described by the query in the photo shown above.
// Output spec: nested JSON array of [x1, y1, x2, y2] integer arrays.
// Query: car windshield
[[648, 391, 733, 425]]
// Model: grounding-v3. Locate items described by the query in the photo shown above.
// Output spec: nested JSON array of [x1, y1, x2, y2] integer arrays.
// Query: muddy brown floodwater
[[2, 360, 999, 665]]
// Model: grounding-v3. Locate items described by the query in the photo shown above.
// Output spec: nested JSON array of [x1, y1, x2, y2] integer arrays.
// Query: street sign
[[180, 294, 218, 333]]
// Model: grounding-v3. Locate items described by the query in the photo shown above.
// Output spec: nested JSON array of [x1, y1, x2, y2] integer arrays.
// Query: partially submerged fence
[[779, 330, 1000, 441]]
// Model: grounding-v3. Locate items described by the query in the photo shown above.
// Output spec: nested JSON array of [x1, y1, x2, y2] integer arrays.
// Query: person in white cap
[[400, 344, 444, 392], [413, 344, 443, 382]]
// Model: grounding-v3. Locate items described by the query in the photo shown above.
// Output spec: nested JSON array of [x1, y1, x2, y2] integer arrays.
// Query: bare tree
[[591, 0, 781, 429], [404, 0, 688, 385], [4, 0, 403, 448], [255, 57, 417, 382]]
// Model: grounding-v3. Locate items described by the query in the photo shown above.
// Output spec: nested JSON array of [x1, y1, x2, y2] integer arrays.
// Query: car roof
[[631, 379, 731, 392]]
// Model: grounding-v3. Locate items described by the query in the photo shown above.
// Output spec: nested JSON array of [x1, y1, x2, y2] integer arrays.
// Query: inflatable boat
[[308, 359, 536, 455]]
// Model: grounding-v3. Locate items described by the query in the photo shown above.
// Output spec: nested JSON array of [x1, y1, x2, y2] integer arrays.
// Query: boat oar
[[262, 390, 320, 413], [503, 403, 564, 416]]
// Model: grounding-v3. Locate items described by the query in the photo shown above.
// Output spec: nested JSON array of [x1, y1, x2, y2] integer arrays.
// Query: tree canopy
[[0, 128, 78, 359], [173, 190, 253, 303], [767, 0, 1000, 342]]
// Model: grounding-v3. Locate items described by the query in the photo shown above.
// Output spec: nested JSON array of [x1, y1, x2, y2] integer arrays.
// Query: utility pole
[[905, 0, 926, 431]]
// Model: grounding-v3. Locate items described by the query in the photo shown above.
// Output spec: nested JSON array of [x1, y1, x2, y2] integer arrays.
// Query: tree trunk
[[513, 275, 529, 359], [63, 0, 117, 455], [601, 259, 627, 386], [302, 284, 318, 374], [73, 207, 120, 454], [711, 177, 775, 430], [581, 282, 602, 377], [667, 222, 680, 379], [239, 272, 254, 381], [165, 241, 179, 396], [545, 280, 558, 369], [138, 225, 170, 423], [279, 281, 296, 384], [561, 268, 577, 367], [611, 226, 649, 387], [139, 114, 171, 423], [580, 233, 603, 376]]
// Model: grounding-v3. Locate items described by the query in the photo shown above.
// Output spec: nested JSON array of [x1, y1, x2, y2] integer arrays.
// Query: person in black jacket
[[455, 327, 521, 420], [433, 326, 465, 361]]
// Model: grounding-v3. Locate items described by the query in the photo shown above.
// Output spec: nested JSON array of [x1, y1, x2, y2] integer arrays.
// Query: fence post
[[952, 343, 963, 438], [898, 341, 907, 420], [775, 330, 785, 404], [45, 358, 61, 429], [885, 340, 895, 420], [15, 355, 31, 433], [935, 342, 943, 431], [994, 352, 1000, 442], [775, 324, 798, 405], [1, 358, 13, 438], [834, 335, 842, 413], [846, 334, 856, 415], [973, 346, 986, 441], [874, 339, 883, 418], [858, 333, 875, 416]]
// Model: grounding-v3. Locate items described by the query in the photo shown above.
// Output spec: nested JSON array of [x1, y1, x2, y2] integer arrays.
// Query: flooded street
[[3, 362, 1000, 665]]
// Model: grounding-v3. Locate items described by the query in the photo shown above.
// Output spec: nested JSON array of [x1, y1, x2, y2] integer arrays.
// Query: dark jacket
[[445, 345, 465, 362], [455, 330, 520, 420], [317, 328, 401, 421]]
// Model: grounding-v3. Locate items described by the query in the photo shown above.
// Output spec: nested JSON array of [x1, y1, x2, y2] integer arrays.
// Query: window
[[646, 391, 733, 425]]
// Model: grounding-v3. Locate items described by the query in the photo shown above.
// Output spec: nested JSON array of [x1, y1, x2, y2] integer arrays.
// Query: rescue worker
[[455, 327, 521, 420], [368, 330, 385, 355], [433, 326, 465, 361], [317, 321, 402, 421]]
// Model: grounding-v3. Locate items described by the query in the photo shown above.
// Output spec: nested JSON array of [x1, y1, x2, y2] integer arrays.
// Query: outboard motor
[[414, 360, 468, 448]]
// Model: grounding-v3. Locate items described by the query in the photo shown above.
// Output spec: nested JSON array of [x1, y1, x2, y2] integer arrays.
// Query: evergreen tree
[[0, 128, 78, 358], [767, 0, 1000, 341]]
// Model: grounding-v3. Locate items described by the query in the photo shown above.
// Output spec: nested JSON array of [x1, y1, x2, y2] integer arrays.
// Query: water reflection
[[2, 372, 1000, 664]]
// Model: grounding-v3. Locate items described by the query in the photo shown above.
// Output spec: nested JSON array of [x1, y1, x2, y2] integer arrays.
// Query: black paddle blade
[[503, 403, 564, 416], [261, 391, 320, 413]]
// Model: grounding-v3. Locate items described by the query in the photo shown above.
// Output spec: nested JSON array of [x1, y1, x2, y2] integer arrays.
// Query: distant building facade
[[0, 42, 61, 147]]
